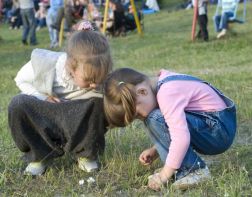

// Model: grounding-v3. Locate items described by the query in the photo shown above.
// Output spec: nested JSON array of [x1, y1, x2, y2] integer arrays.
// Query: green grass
[[1, 3, 252, 196]]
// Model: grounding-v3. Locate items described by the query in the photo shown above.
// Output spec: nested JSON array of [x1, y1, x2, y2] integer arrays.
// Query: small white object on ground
[[79, 179, 85, 185], [87, 177, 95, 184]]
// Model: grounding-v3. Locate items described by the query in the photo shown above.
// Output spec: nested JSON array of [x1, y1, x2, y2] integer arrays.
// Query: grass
[[1, 3, 252, 196]]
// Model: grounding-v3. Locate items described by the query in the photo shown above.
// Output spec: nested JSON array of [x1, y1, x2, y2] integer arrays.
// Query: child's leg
[[8, 95, 67, 175], [196, 14, 202, 39], [198, 14, 209, 41], [8, 94, 65, 162], [145, 107, 235, 177], [171, 109, 235, 188], [20, 10, 29, 43], [214, 15, 221, 32], [26, 8, 37, 45], [8, 95, 107, 174], [186, 110, 236, 156], [144, 109, 206, 179], [71, 98, 108, 172], [46, 11, 58, 47], [220, 12, 234, 31]]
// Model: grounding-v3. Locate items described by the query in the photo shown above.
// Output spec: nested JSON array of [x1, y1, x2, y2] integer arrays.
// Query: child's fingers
[[46, 97, 55, 103], [139, 154, 152, 165], [141, 160, 151, 166], [52, 97, 61, 103], [139, 156, 147, 164], [46, 96, 61, 103], [148, 173, 162, 191], [139, 154, 147, 163], [139, 152, 149, 160]]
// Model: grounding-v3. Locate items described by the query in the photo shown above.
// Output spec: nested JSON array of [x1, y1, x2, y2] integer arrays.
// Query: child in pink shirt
[[103, 68, 236, 190]]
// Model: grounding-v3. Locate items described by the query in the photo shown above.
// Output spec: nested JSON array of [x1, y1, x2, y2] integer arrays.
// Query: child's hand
[[148, 173, 164, 191], [139, 146, 158, 165], [46, 96, 61, 103], [148, 165, 176, 191]]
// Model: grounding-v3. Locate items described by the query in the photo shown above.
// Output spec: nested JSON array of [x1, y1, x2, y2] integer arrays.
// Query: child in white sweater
[[8, 22, 112, 175]]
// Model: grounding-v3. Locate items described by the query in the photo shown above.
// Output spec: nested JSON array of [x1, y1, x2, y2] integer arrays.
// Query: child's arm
[[147, 83, 191, 190], [157, 87, 191, 170], [15, 61, 48, 100]]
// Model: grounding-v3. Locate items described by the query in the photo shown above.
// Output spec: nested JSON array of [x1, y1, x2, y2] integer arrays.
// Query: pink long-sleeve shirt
[[157, 70, 227, 169]]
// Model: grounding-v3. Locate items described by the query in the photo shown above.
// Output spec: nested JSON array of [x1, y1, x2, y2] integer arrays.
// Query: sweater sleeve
[[15, 61, 48, 100], [157, 83, 191, 169]]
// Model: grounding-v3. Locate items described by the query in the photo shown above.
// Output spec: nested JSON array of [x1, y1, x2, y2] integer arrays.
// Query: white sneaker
[[24, 162, 47, 176], [172, 167, 211, 190], [217, 29, 227, 39], [78, 158, 99, 173]]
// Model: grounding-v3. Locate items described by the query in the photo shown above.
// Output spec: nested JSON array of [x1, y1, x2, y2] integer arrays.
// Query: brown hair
[[104, 68, 147, 127], [65, 30, 113, 85]]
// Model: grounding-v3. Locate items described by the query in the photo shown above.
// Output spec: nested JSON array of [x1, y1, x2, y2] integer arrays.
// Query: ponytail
[[119, 83, 136, 125]]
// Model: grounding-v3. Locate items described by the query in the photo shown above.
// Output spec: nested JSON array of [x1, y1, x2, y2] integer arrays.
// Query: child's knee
[[145, 109, 168, 132], [8, 94, 31, 115], [146, 109, 163, 121]]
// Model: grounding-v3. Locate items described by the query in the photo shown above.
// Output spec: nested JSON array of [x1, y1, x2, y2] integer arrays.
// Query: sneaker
[[24, 162, 47, 176], [78, 157, 99, 173], [172, 167, 211, 190], [217, 29, 227, 39]]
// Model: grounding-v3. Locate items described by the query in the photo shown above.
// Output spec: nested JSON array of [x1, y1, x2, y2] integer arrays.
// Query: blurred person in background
[[19, 0, 37, 45], [46, 0, 63, 48], [9, 0, 22, 29], [35, 2, 47, 31]]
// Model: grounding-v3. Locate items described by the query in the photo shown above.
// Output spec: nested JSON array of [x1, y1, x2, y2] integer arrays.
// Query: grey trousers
[[8, 94, 108, 163]]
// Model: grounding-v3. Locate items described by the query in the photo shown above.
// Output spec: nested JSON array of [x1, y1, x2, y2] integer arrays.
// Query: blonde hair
[[104, 68, 147, 127], [66, 30, 113, 85]]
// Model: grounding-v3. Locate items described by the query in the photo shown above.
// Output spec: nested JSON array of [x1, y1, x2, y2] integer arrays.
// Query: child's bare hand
[[148, 173, 163, 191], [148, 166, 175, 190], [139, 147, 158, 165], [148, 169, 171, 191], [46, 96, 61, 103]]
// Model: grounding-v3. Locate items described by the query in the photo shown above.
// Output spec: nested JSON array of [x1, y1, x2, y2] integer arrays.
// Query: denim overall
[[144, 75, 236, 180]]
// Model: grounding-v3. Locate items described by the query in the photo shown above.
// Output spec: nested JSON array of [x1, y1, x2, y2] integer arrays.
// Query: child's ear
[[136, 88, 148, 96]]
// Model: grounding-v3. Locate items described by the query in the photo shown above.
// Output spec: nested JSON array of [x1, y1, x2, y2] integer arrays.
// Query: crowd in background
[[0, 0, 152, 47], [1, 0, 242, 45], [1, 0, 48, 30]]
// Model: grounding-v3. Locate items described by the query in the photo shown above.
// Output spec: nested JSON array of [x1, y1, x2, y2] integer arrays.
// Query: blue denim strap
[[157, 74, 225, 97], [157, 75, 203, 91]]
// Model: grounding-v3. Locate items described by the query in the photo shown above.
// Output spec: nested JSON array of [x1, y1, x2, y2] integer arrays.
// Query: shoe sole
[[78, 163, 99, 173], [172, 176, 210, 190], [78, 165, 99, 173]]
